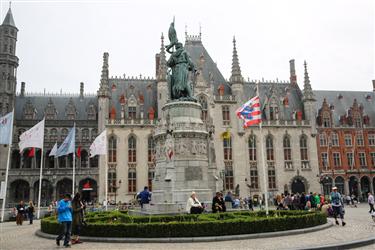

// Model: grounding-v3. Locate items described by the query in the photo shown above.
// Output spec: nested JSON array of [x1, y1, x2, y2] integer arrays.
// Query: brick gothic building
[[315, 89, 375, 200], [0, 7, 373, 207]]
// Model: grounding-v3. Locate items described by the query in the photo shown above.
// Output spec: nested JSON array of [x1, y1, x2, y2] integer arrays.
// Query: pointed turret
[[2, 7, 16, 27], [303, 61, 315, 101], [97, 52, 110, 97], [229, 36, 243, 84], [157, 33, 167, 82]]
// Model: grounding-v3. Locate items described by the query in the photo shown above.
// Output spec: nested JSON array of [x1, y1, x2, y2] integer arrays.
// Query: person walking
[[56, 194, 73, 248], [27, 201, 35, 225], [139, 186, 151, 209], [72, 193, 85, 245], [186, 192, 203, 214], [368, 192, 375, 213], [15, 200, 25, 225], [330, 187, 346, 226]]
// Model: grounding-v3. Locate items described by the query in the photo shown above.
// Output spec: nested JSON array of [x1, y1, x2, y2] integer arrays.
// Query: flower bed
[[41, 210, 326, 238]]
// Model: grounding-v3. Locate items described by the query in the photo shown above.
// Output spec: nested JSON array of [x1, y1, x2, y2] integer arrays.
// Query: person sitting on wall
[[186, 192, 203, 214], [139, 186, 151, 209], [212, 192, 226, 213]]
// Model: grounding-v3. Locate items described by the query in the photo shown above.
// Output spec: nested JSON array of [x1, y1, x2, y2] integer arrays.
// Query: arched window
[[248, 135, 256, 162], [91, 129, 97, 141], [50, 128, 57, 141], [61, 128, 68, 141], [300, 135, 309, 168], [128, 136, 137, 163], [198, 95, 208, 121], [266, 135, 274, 161], [82, 129, 89, 141], [22, 149, 32, 169], [45, 150, 55, 168], [90, 155, 98, 168], [147, 136, 155, 163], [108, 169, 117, 193], [80, 150, 88, 168], [283, 135, 292, 169], [11, 150, 20, 169], [148, 169, 155, 191], [108, 136, 117, 164], [128, 169, 137, 193], [223, 135, 232, 161]]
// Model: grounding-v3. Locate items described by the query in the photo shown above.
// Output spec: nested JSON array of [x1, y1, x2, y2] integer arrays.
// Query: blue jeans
[[56, 221, 72, 246]]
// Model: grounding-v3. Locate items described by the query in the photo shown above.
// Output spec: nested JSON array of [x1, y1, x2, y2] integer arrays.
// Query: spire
[[289, 59, 297, 86], [98, 52, 110, 97], [303, 61, 315, 101], [230, 36, 243, 84], [157, 33, 167, 81], [2, 4, 16, 27]]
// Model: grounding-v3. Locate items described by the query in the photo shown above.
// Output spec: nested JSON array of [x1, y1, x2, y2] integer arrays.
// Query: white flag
[[0, 111, 13, 145], [49, 142, 58, 157], [89, 130, 107, 157], [19, 118, 45, 152]]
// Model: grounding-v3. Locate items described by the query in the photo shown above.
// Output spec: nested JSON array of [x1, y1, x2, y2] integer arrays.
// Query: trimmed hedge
[[41, 210, 326, 238]]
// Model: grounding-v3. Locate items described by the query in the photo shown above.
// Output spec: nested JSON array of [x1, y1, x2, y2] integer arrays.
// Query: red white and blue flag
[[236, 96, 262, 128]]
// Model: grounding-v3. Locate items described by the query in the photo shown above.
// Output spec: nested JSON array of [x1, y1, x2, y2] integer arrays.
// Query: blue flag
[[0, 111, 13, 145], [56, 126, 75, 157]]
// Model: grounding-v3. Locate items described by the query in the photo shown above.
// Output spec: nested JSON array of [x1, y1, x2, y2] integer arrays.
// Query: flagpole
[[37, 147, 44, 219], [257, 80, 269, 215], [105, 153, 108, 211], [37, 118, 46, 219], [72, 123, 76, 195], [1, 110, 14, 222]]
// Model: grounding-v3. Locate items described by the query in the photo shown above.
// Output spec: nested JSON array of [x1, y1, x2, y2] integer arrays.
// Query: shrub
[[42, 210, 326, 238]]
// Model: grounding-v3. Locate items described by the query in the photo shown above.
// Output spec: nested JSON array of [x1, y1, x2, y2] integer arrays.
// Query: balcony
[[301, 161, 311, 169], [106, 118, 157, 127], [284, 161, 293, 170]]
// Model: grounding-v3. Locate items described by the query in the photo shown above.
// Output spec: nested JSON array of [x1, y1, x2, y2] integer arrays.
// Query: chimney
[[80, 82, 84, 99], [372, 79, 375, 92], [20, 82, 25, 97], [289, 59, 297, 86]]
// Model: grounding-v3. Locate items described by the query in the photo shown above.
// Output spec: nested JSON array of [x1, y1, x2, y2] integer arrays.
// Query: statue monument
[[146, 20, 217, 213], [166, 19, 196, 102]]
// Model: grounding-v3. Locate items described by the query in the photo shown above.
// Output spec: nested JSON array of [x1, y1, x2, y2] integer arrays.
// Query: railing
[[284, 161, 293, 170], [301, 161, 311, 169], [213, 95, 237, 103], [106, 118, 157, 126]]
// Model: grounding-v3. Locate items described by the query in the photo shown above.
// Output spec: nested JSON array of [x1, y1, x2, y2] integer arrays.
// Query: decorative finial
[[233, 36, 236, 45], [185, 24, 188, 39], [199, 23, 202, 38]]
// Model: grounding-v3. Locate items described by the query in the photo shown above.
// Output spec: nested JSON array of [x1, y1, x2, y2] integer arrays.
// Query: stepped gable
[[184, 37, 231, 95], [314, 90, 375, 126], [14, 94, 97, 121], [243, 80, 304, 121], [108, 77, 157, 119]]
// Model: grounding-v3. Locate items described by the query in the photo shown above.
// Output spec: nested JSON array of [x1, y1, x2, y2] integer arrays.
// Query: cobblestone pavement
[[0, 204, 374, 250]]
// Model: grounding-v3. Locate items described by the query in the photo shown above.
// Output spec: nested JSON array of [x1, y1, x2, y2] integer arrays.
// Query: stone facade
[[1, 7, 374, 208]]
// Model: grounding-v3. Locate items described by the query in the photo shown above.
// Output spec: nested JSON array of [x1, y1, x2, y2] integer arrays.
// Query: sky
[[0, 0, 374, 95]]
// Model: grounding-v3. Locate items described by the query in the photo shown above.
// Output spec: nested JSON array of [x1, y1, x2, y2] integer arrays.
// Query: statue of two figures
[[166, 19, 197, 102]]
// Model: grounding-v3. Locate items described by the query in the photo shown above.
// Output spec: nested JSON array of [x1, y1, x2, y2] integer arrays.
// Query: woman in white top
[[186, 192, 203, 214]]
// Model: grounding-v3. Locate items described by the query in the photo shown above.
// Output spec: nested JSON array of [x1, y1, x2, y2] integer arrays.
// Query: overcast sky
[[0, 0, 374, 94]]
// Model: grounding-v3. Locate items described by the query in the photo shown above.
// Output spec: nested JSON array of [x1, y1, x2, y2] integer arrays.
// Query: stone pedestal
[[149, 101, 216, 213]]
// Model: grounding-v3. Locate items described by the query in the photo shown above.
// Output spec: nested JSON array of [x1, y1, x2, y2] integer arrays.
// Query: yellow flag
[[221, 131, 231, 140]]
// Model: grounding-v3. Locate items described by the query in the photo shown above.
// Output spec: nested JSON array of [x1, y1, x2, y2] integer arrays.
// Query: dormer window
[[322, 112, 331, 127]]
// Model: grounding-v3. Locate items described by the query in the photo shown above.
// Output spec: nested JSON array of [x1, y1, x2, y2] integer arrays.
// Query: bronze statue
[[165, 19, 196, 101]]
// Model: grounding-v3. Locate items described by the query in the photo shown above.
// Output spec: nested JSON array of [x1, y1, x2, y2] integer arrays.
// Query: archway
[[360, 176, 370, 201], [33, 179, 53, 206], [291, 179, 305, 194], [56, 178, 72, 200], [79, 178, 98, 203], [349, 176, 359, 197], [335, 176, 345, 195], [322, 176, 332, 196], [10, 180, 30, 205]]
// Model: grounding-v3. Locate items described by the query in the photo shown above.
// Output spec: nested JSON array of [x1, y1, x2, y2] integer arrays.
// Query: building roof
[[15, 94, 97, 121], [2, 8, 16, 27], [313, 90, 375, 126]]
